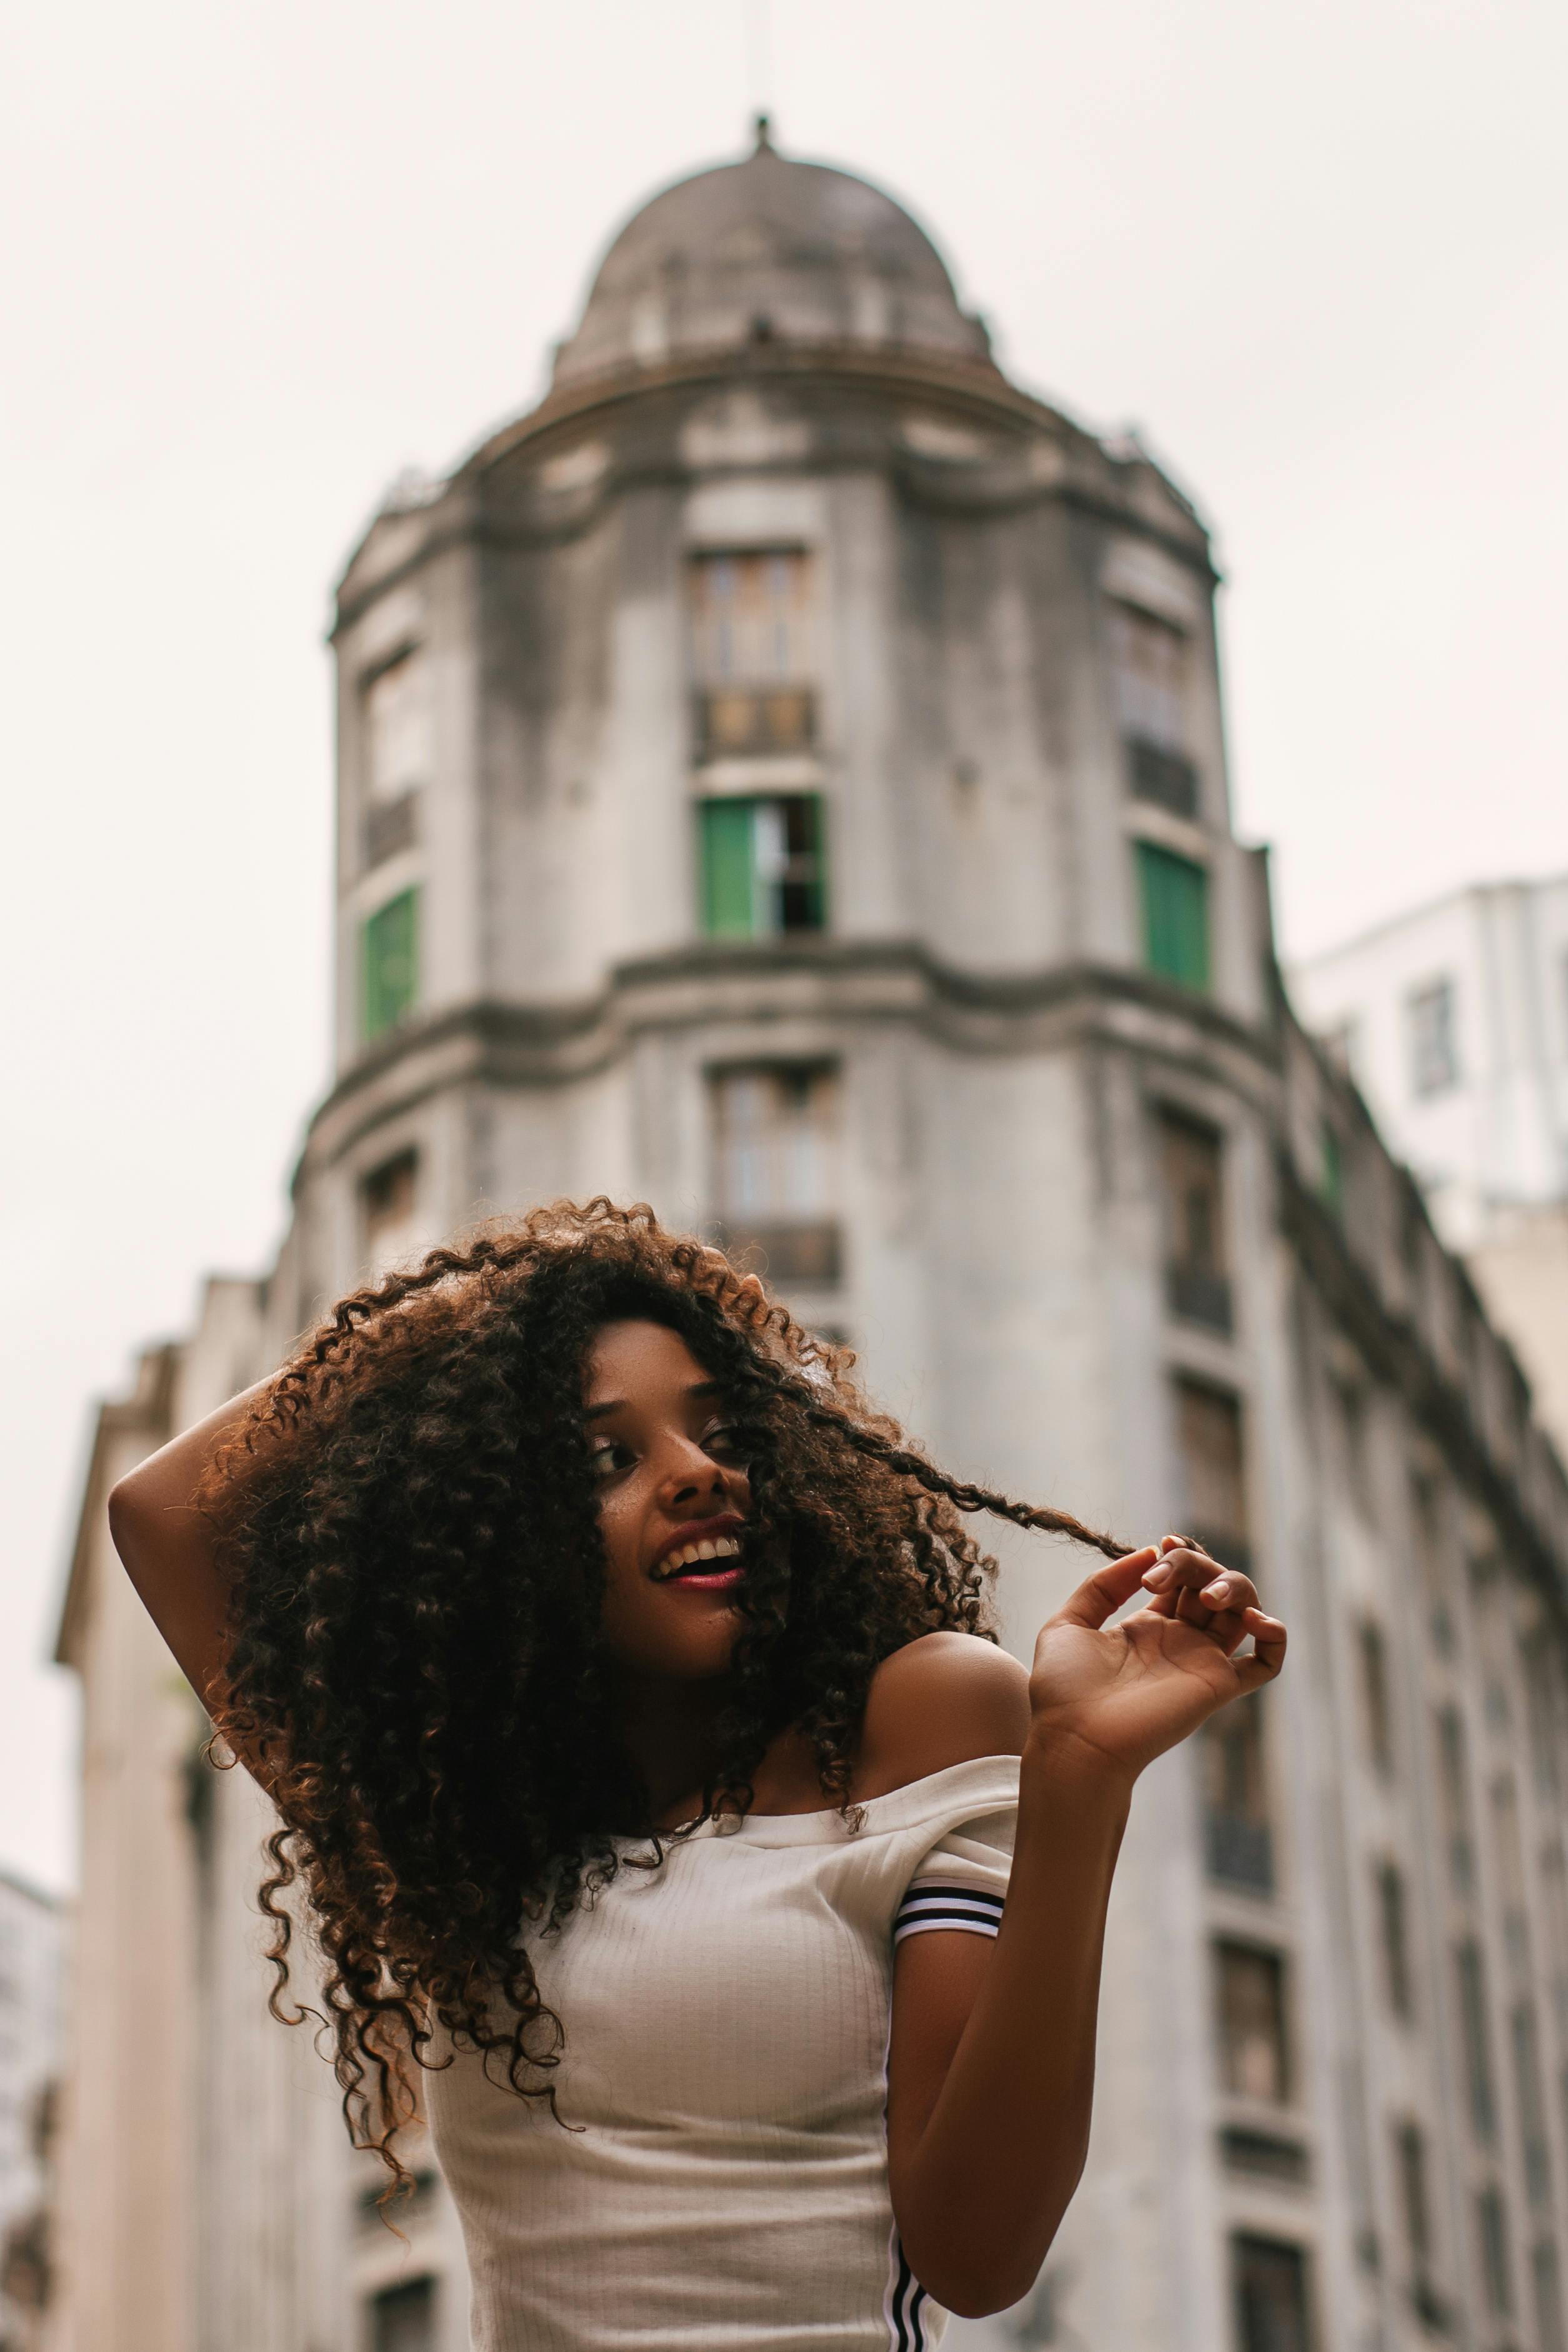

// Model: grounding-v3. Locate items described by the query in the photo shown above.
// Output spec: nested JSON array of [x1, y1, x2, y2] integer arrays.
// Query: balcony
[[1126, 735, 1200, 818], [696, 688, 816, 762], [1206, 1809, 1275, 1894], [715, 1218, 841, 1287], [1166, 1263, 1234, 1333], [363, 788, 419, 870]]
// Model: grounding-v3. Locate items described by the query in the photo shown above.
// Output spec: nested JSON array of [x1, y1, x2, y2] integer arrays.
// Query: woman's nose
[[663, 1436, 727, 1501]]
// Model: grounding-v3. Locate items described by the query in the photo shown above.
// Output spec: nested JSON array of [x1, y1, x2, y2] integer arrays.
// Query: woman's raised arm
[[886, 1539, 1287, 2318], [107, 1376, 277, 1713]]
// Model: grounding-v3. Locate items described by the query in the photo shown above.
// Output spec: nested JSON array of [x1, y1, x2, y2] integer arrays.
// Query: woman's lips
[[659, 1562, 745, 1592]]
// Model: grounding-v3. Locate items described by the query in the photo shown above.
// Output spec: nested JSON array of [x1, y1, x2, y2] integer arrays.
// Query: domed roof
[[552, 119, 993, 389]]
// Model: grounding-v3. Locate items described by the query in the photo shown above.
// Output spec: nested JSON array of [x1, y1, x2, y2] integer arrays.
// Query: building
[[1292, 879, 1568, 1446], [52, 123, 1568, 2352], [0, 1870, 63, 2352]]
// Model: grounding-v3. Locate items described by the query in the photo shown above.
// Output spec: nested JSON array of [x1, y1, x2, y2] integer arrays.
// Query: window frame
[[1135, 838, 1211, 993], [361, 886, 421, 1044], [696, 793, 827, 939]]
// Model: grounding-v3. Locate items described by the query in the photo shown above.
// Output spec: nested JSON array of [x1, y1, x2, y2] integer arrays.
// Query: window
[[1333, 1384, 1375, 1524], [1109, 600, 1199, 816], [1407, 977, 1459, 1098], [361, 649, 428, 869], [1510, 2004, 1552, 2208], [689, 549, 817, 758], [1317, 1122, 1344, 1219], [1215, 1941, 1290, 2103], [1522, 1643, 1564, 1800], [1411, 1472, 1453, 1651], [1232, 2234, 1314, 2352], [1395, 2118, 1433, 2272], [1534, 2241, 1567, 2352], [1136, 841, 1209, 991], [1492, 1775, 1529, 1973], [369, 2275, 437, 2352], [698, 795, 825, 937], [1202, 1698, 1274, 1893], [1173, 1379, 1249, 1569], [1358, 1620, 1394, 1775], [710, 1065, 841, 1286], [1455, 1939, 1497, 2142], [1158, 1110, 1232, 1331], [1376, 1860, 1413, 2020], [1477, 2185, 1514, 2318], [1320, 1019, 1361, 1082], [362, 888, 419, 1041], [1435, 1706, 1474, 1894], [361, 1150, 419, 1278]]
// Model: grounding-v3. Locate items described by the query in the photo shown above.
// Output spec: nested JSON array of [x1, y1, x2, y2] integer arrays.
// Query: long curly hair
[[197, 1198, 1122, 2192]]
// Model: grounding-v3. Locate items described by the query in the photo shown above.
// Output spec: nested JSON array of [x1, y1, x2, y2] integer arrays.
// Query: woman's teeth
[[657, 1536, 742, 1577]]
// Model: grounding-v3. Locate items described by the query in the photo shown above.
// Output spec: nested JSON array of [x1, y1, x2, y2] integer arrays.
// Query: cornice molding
[[297, 947, 1279, 1183], [332, 342, 1216, 628]]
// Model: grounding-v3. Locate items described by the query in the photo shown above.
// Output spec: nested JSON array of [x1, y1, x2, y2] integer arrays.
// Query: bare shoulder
[[855, 1632, 1031, 1800]]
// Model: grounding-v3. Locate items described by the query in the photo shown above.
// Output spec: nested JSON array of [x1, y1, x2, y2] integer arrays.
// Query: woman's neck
[[612, 1671, 732, 1824]]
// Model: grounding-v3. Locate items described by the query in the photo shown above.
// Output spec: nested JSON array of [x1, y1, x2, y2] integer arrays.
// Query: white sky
[[2, 0, 1564, 1893]]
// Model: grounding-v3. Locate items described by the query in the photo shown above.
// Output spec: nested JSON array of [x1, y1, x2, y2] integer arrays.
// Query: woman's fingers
[[1054, 1546, 1160, 1629], [1232, 1608, 1288, 1692], [1141, 1544, 1259, 1621]]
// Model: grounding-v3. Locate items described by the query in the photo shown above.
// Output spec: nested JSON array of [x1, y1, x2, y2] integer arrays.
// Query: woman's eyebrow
[[584, 1379, 720, 1421]]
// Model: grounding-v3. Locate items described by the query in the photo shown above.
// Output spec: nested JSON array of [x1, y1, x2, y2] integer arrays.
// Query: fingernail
[[1143, 1564, 1174, 1589], [1203, 1579, 1231, 1604]]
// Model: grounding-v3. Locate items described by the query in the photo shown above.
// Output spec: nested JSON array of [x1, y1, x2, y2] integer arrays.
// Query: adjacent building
[[1292, 879, 1568, 1448], [51, 124, 1568, 2352]]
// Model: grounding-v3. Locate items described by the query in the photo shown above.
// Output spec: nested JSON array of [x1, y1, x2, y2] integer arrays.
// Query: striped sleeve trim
[[892, 1879, 1006, 1945]]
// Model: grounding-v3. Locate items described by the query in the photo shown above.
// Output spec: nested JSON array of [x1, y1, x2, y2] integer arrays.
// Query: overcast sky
[[2, 0, 1563, 1893]]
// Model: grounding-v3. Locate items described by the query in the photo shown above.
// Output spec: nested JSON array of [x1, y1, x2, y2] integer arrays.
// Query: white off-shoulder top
[[424, 1753, 1022, 2352]]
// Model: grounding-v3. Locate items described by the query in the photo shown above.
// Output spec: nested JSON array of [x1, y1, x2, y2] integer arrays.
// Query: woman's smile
[[650, 1512, 746, 1584]]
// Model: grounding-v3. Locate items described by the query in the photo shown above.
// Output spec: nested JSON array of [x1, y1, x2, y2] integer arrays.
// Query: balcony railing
[[1126, 735, 1200, 817], [1206, 1810, 1275, 1893], [1166, 1263, 1234, 1333], [715, 1218, 841, 1287], [363, 787, 419, 870], [696, 688, 817, 761]]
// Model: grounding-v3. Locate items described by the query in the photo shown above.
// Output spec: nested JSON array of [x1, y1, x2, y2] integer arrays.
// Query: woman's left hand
[[1026, 1538, 1286, 1787]]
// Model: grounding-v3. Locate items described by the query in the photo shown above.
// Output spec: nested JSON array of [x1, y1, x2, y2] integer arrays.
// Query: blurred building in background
[[1294, 879, 1568, 1453], [51, 125, 1568, 2352], [0, 1869, 62, 2352]]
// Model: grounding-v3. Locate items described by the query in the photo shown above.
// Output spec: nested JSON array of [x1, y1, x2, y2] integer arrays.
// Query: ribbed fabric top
[[424, 1754, 1021, 2351]]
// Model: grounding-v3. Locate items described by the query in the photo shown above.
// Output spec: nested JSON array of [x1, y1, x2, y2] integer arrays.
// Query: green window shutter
[[1136, 841, 1211, 992], [699, 798, 758, 938], [362, 887, 420, 1041]]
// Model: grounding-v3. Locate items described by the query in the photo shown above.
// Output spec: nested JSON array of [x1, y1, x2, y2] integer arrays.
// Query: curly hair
[[197, 1198, 1123, 2194]]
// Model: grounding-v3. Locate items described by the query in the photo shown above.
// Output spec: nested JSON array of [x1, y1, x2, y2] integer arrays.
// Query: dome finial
[[752, 111, 774, 153]]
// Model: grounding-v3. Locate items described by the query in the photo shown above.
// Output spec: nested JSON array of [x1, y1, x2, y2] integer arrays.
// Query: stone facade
[[52, 128, 1568, 2352], [0, 1869, 61, 2352]]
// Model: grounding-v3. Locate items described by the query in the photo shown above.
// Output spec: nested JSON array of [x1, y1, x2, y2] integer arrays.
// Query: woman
[[109, 1198, 1286, 2349]]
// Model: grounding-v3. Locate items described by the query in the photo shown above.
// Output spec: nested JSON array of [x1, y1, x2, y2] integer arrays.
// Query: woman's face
[[584, 1318, 754, 1680]]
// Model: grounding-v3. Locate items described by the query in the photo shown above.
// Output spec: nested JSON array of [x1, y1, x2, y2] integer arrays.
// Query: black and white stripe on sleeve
[[892, 1879, 1005, 1946]]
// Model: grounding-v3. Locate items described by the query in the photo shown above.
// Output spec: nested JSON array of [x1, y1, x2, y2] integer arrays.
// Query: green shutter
[[1136, 841, 1211, 992], [699, 798, 757, 938], [362, 887, 419, 1041]]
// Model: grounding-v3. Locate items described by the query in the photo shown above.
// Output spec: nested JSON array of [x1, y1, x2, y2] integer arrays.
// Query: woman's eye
[[589, 1440, 636, 1481], [702, 1423, 744, 1459]]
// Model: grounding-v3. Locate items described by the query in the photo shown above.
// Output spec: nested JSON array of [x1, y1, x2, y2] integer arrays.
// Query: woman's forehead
[[582, 1318, 711, 1403]]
